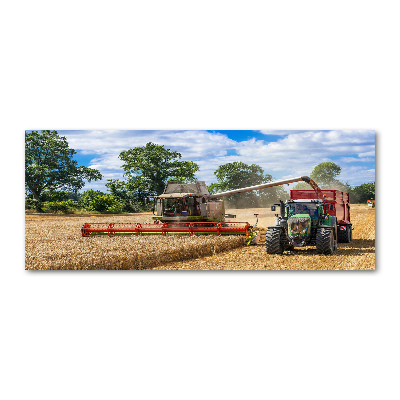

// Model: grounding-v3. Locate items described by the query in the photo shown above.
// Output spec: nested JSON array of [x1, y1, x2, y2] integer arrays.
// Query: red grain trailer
[[290, 189, 352, 242]]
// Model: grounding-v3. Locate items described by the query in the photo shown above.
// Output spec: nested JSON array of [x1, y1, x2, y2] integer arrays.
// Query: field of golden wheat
[[25, 213, 244, 270], [25, 204, 374, 270]]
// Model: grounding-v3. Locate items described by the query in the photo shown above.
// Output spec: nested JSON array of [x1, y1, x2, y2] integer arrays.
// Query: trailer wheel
[[316, 228, 334, 255], [265, 228, 283, 254], [338, 225, 352, 243]]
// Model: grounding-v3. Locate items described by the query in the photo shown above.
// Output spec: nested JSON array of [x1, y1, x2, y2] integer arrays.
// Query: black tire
[[338, 224, 351, 243], [316, 227, 334, 255], [265, 228, 283, 254]]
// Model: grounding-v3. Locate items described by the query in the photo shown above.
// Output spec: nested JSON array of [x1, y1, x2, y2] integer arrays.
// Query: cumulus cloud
[[229, 130, 374, 178], [60, 129, 375, 191], [259, 130, 308, 135]]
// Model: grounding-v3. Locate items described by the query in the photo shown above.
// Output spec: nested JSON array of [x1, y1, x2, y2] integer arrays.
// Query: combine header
[[81, 176, 319, 240], [81, 221, 251, 237]]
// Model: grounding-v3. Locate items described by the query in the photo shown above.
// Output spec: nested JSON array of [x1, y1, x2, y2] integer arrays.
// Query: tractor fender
[[319, 216, 338, 248], [320, 217, 337, 230]]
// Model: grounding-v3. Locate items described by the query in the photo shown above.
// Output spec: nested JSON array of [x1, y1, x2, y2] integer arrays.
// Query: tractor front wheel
[[316, 228, 334, 255], [265, 228, 283, 254]]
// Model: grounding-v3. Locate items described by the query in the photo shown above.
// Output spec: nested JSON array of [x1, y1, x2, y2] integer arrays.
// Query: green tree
[[25, 130, 102, 201], [41, 190, 69, 202], [105, 179, 146, 212], [79, 190, 106, 209], [311, 162, 341, 187], [45, 200, 77, 214], [118, 142, 199, 199], [207, 183, 221, 195], [350, 182, 375, 203], [293, 162, 349, 190], [78, 190, 123, 213], [208, 161, 288, 208], [89, 194, 123, 213]]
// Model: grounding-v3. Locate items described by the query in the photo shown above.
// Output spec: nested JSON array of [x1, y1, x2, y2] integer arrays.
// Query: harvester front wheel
[[316, 228, 334, 255], [265, 228, 283, 254]]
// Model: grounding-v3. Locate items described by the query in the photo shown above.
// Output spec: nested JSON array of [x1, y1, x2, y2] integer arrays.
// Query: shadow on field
[[275, 238, 375, 257], [334, 239, 375, 255], [341, 239, 375, 248]]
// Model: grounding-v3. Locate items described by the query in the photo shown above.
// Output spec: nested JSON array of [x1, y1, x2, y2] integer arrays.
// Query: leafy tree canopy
[[105, 179, 149, 212], [118, 142, 199, 198], [350, 182, 375, 203], [25, 130, 102, 200], [212, 162, 270, 191], [311, 162, 341, 187], [208, 161, 288, 208], [293, 162, 350, 191]]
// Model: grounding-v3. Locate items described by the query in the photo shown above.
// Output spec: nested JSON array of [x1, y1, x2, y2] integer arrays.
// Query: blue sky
[[52, 130, 375, 192]]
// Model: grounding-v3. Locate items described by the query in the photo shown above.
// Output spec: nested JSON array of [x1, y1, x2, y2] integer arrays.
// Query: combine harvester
[[81, 176, 352, 254], [81, 176, 315, 240]]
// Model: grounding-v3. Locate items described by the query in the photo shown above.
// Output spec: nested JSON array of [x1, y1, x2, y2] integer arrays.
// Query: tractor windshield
[[287, 202, 319, 219]]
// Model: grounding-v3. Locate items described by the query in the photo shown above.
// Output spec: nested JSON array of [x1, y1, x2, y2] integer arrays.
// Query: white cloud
[[61, 130, 375, 191], [259, 130, 304, 135], [337, 167, 375, 186], [339, 157, 375, 164], [358, 150, 375, 157], [230, 131, 374, 178], [62, 130, 237, 189]]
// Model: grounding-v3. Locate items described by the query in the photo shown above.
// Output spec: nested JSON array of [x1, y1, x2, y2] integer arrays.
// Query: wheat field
[[25, 213, 244, 270], [25, 204, 374, 270]]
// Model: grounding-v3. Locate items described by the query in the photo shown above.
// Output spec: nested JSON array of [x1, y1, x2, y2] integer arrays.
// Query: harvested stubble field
[[25, 204, 375, 270]]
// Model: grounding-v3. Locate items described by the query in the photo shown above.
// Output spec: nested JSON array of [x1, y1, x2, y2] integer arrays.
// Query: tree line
[[25, 130, 375, 213]]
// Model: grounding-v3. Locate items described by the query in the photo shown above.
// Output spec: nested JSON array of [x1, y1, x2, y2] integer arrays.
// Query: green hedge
[[26, 190, 141, 214], [45, 200, 78, 213], [86, 194, 123, 213]]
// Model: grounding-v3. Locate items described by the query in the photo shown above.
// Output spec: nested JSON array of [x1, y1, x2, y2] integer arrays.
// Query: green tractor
[[265, 199, 339, 255]]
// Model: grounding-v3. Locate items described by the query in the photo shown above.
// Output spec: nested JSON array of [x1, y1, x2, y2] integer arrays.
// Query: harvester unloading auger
[[81, 176, 320, 241]]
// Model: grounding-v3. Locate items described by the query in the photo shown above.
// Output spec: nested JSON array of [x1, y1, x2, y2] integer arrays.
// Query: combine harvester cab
[[265, 187, 352, 255], [152, 180, 226, 223]]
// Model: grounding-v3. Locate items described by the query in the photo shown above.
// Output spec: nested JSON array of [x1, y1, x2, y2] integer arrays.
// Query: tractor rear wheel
[[265, 228, 283, 254], [316, 227, 334, 255], [338, 224, 352, 243]]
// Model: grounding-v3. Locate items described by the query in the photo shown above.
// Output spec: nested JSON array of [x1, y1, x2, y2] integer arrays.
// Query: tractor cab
[[270, 199, 326, 247], [286, 200, 321, 223]]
